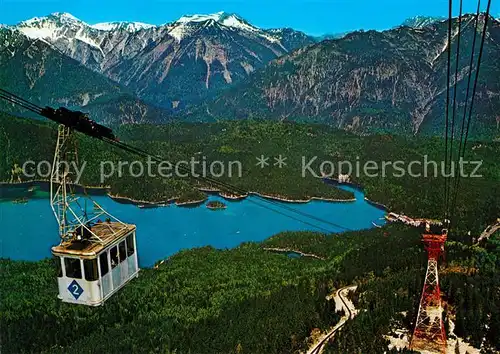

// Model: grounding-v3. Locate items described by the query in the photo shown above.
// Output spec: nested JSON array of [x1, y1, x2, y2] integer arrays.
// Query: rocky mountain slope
[[201, 14, 500, 139], [10, 12, 315, 109], [0, 27, 169, 125]]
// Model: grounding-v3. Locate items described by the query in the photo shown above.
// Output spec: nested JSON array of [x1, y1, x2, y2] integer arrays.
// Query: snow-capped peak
[[174, 11, 259, 32], [15, 12, 103, 52], [220, 14, 259, 32], [10, 11, 283, 48], [91, 21, 155, 32], [20, 12, 86, 27], [175, 11, 226, 24], [167, 11, 274, 42], [51, 12, 81, 22]]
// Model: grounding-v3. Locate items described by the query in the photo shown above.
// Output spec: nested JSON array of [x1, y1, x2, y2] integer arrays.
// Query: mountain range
[[0, 11, 499, 138], [6, 12, 315, 111]]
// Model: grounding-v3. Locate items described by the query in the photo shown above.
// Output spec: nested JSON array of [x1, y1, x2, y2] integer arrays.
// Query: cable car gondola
[[48, 124, 139, 306]]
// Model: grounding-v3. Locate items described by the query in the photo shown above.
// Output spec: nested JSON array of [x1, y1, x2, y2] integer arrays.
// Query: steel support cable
[[0, 93, 42, 115], [102, 138, 342, 233], [103, 138, 352, 233], [447, 0, 463, 217], [110, 141, 341, 233], [0, 88, 44, 113], [0, 88, 355, 233], [0, 91, 42, 112], [450, 1, 482, 226], [444, 0, 454, 221], [449, 1, 492, 229], [113, 140, 353, 232]]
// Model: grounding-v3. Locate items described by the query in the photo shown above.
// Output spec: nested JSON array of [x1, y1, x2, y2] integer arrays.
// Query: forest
[[1, 113, 500, 353], [2, 224, 500, 353]]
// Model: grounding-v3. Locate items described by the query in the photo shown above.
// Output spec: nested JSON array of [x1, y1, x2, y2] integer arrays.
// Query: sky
[[1, 0, 498, 36]]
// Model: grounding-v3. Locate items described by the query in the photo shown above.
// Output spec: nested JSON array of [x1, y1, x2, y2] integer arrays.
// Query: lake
[[0, 184, 386, 267]]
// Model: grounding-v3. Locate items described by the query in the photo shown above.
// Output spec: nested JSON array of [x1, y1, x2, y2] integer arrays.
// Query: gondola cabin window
[[84, 259, 99, 281], [54, 256, 63, 277], [100, 252, 109, 276], [126, 233, 135, 257], [119, 241, 126, 263], [65, 258, 82, 279], [110, 246, 119, 269]]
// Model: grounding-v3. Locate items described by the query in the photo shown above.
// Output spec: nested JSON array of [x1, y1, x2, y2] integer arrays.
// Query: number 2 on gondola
[[68, 280, 84, 300]]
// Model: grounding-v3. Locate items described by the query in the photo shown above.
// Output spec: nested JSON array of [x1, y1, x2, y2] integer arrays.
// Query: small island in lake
[[13, 197, 29, 204], [206, 201, 227, 210]]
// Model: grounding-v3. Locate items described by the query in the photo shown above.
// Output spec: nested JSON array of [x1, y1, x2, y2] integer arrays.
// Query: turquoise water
[[0, 185, 386, 267]]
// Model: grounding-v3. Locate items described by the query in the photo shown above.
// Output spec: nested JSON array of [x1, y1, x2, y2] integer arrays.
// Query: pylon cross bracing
[[411, 233, 447, 354]]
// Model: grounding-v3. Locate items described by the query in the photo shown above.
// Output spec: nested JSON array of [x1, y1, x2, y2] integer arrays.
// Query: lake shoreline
[[322, 178, 390, 211], [0, 179, 389, 218], [2, 181, 356, 206], [201, 187, 356, 204], [252, 191, 356, 204], [364, 197, 389, 212], [1, 181, 394, 228], [2, 181, 388, 268]]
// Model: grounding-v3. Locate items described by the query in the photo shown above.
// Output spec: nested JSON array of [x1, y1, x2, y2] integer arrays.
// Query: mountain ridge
[[399, 16, 447, 29], [8, 11, 316, 108]]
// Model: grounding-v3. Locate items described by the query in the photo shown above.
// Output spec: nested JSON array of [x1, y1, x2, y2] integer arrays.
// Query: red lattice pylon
[[410, 232, 448, 353]]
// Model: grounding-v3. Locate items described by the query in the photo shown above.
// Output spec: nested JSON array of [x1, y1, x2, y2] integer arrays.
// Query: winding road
[[307, 285, 357, 354], [477, 219, 500, 243]]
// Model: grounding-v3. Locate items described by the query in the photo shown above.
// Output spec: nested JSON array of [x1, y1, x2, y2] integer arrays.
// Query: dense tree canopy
[[2, 224, 500, 353]]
